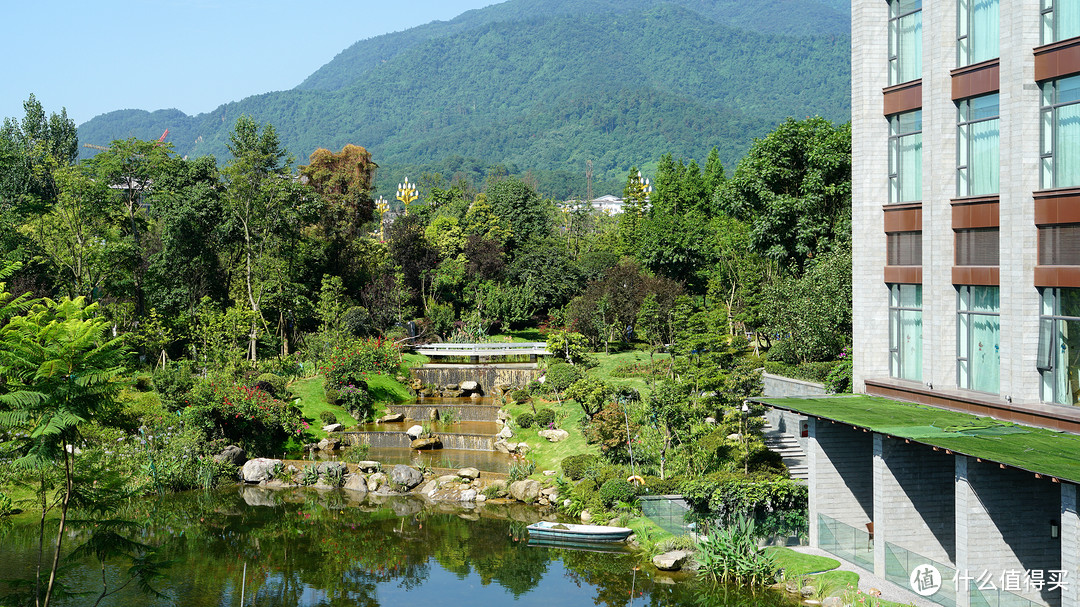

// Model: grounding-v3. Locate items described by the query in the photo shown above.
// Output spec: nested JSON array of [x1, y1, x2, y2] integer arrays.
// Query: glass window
[[890, 0, 922, 85], [890, 284, 923, 382], [958, 0, 999, 66], [1039, 288, 1080, 404], [957, 286, 1000, 394], [955, 228, 1000, 266], [1041, 75, 1080, 189], [957, 94, 999, 196], [1042, 0, 1080, 45], [890, 110, 923, 203]]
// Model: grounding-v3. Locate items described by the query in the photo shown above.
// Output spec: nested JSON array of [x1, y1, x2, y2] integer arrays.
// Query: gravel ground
[[787, 545, 939, 607]]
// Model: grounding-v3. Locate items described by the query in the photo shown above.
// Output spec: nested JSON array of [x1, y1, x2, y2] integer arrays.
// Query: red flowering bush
[[181, 380, 304, 456], [321, 337, 401, 389]]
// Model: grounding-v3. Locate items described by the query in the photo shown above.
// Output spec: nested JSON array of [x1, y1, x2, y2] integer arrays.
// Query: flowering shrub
[[182, 380, 304, 456], [340, 383, 374, 421], [321, 337, 401, 388]]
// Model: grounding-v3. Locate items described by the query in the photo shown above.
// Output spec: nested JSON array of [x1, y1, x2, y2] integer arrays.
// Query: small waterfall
[[390, 404, 501, 422], [345, 431, 496, 452], [411, 365, 540, 389], [438, 433, 495, 451]]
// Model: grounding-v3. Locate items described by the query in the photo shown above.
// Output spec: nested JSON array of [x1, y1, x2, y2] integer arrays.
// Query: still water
[[0, 487, 795, 607]]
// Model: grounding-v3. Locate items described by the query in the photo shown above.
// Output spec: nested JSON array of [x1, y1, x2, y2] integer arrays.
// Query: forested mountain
[[77, 0, 850, 198]]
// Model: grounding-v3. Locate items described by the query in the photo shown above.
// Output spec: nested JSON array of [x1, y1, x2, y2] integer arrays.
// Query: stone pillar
[[956, 456, 972, 607], [809, 419, 874, 551]]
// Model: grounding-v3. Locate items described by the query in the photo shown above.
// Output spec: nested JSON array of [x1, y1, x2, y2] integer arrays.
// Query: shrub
[[534, 408, 557, 428], [545, 362, 582, 394], [508, 457, 536, 483], [0, 492, 13, 517], [561, 454, 600, 480], [319, 411, 338, 426], [641, 475, 682, 496], [154, 362, 195, 412], [325, 388, 342, 405], [598, 478, 638, 508], [299, 465, 320, 486], [510, 388, 530, 403], [341, 306, 373, 337], [585, 402, 639, 463], [340, 382, 374, 421], [825, 359, 852, 393], [321, 337, 402, 388], [516, 412, 535, 429], [135, 373, 153, 391], [696, 517, 779, 587], [180, 380, 305, 457], [255, 373, 287, 398]]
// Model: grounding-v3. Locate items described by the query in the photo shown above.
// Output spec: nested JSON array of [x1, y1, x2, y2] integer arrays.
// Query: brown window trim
[[952, 266, 999, 286], [1035, 266, 1080, 288], [1034, 187, 1080, 225], [883, 80, 922, 115], [951, 196, 999, 229], [1035, 38, 1080, 82], [951, 59, 1000, 100], [884, 202, 922, 232], [884, 266, 922, 284]]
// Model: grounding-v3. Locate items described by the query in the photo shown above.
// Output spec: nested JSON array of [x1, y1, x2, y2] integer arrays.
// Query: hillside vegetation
[[77, 0, 850, 199]]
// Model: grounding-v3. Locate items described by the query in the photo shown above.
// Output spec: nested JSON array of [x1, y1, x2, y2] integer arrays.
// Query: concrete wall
[[874, 436, 956, 568], [762, 373, 829, 398], [957, 457, 1062, 607], [809, 417, 875, 546]]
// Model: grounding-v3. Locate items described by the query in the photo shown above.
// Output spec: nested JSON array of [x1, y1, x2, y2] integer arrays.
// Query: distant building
[[559, 194, 627, 215]]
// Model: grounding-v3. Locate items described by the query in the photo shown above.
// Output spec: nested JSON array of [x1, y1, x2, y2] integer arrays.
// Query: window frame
[[1040, 75, 1080, 190], [957, 0, 999, 67], [889, 0, 923, 85], [889, 283, 923, 382], [956, 93, 1000, 197], [956, 285, 1000, 394], [889, 110, 923, 204]]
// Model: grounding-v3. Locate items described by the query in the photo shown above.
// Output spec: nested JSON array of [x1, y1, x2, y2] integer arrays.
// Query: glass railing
[[640, 495, 695, 536], [885, 541, 956, 607], [970, 582, 1045, 607], [817, 513, 874, 570]]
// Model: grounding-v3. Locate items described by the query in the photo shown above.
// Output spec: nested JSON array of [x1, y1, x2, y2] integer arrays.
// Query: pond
[[0, 487, 798, 607]]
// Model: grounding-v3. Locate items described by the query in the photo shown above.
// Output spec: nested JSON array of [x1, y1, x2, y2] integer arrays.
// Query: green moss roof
[[757, 395, 1080, 484]]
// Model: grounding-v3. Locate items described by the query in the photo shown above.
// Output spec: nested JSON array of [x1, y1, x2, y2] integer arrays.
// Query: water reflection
[[0, 487, 796, 607]]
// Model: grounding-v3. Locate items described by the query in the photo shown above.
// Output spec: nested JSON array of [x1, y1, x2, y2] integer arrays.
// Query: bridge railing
[[415, 342, 550, 357]]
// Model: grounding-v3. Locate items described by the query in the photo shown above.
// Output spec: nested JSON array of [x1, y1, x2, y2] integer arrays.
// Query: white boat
[[526, 521, 634, 543]]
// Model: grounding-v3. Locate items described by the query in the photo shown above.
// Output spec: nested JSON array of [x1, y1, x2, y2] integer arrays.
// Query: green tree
[[718, 117, 851, 271], [484, 178, 551, 250], [0, 295, 129, 607]]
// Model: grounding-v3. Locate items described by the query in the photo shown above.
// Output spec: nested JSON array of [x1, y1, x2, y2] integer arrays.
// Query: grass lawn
[[289, 371, 412, 440], [502, 395, 599, 475], [586, 349, 665, 397], [766, 547, 914, 607]]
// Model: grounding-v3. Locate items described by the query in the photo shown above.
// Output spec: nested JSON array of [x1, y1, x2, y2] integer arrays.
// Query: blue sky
[[0, 0, 497, 126]]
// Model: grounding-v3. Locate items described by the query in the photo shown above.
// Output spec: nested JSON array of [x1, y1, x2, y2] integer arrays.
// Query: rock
[[367, 472, 387, 492], [429, 408, 440, 421], [437, 474, 459, 483], [317, 437, 340, 451], [515, 443, 531, 456], [538, 429, 570, 442], [445, 383, 459, 391], [494, 440, 511, 454], [508, 479, 541, 503], [378, 412, 405, 423], [543, 469, 557, 476], [867, 588, 882, 597], [390, 464, 424, 489], [705, 416, 717, 425], [420, 480, 438, 495], [239, 486, 280, 507], [471, 392, 482, 399], [476, 493, 487, 502], [541, 487, 558, 498], [460, 489, 477, 502], [316, 461, 348, 478], [241, 458, 282, 483], [822, 597, 843, 607], [488, 479, 508, 496], [460, 380, 479, 392], [653, 550, 690, 571], [458, 467, 480, 480], [344, 474, 368, 494], [497, 409, 511, 422], [800, 586, 816, 598], [406, 425, 424, 439], [303, 442, 320, 451], [213, 445, 246, 466], [411, 436, 442, 450], [355, 460, 381, 473], [497, 426, 514, 440], [580, 510, 593, 523], [322, 423, 342, 433]]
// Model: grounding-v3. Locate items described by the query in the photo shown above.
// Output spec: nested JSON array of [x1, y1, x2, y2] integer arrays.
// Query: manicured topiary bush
[[545, 362, 582, 394], [560, 453, 600, 480], [535, 408, 557, 428], [516, 412, 536, 429], [510, 388, 530, 403], [319, 410, 338, 426], [598, 478, 638, 507], [255, 373, 287, 398], [325, 388, 341, 405]]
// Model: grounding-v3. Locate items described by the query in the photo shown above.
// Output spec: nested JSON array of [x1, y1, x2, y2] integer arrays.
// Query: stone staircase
[[763, 420, 808, 481]]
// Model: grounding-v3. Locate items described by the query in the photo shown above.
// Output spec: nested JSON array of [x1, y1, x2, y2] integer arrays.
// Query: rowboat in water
[[526, 521, 634, 543]]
